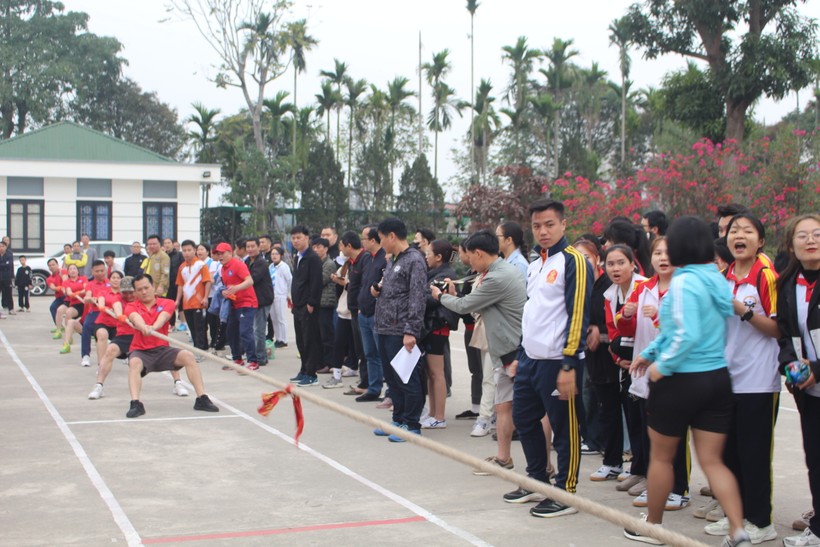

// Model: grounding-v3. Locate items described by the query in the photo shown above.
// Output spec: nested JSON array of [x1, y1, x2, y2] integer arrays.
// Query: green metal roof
[[0, 121, 174, 163]]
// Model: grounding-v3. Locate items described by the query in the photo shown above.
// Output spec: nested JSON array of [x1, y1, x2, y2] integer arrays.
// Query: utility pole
[[418, 31, 423, 156]]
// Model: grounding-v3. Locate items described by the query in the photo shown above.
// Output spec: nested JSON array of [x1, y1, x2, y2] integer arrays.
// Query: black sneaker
[[493, 430, 520, 441], [503, 487, 546, 504], [194, 394, 219, 412], [530, 498, 579, 518], [455, 409, 479, 420], [355, 392, 381, 402], [126, 400, 145, 418], [623, 515, 664, 545]]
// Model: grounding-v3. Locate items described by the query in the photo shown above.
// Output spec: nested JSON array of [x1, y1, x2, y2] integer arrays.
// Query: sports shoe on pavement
[[355, 392, 381, 402], [456, 409, 479, 420], [530, 498, 578, 518], [618, 470, 632, 481], [628, 477, 648, 496], [422, 419, 446, 429], [126, 400, 145, 418], [289, 372, 305, 382], [341, 366, 358, 377], [193, 394, 219, 412], [590, 465, 623, 481], [694, 498, 721, 519], [618, 474, 645, 492], [473, 456, 514, 476], [81, 355, 91, 367], [375, 397, 393, 409], [59, 343, 71, 354], [721, 531, 753, 547], [173, 381, 189, 397], [245, 362, 259, 371], [633, 490, 648, 507], [581, 442, 600, 455], [471, 418, 491, 437], [705, 517, 731, 537], [297, 375, 318, 387], [624, 514, 665, 545], [707, 505, 726, 522], [783, 529, 820, 547], [664, 493, 690, 511], [794, 511, 814, 532], [52, 329, 62, 339], [419, 416, 434, 428], [744, 522, 776, 544], [503, 487, 546, 504], [388, 424, 420, 443], [88, 383, 104, 400], [323, 377, 344, 389], [373, 421, 401, 436]]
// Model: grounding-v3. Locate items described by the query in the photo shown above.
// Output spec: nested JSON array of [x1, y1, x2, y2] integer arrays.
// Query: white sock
[[332, 368, 342, 380]]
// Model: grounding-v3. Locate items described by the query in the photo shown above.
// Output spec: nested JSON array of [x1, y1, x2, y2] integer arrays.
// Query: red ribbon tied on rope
[[258, 384, 304, 445]]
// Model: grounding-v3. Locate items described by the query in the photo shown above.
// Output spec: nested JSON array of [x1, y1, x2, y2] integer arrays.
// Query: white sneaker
[[590, 465, 623, 481], [471, 418, 491, 437], [341, 366, 358, 377], [419, 416, 435, 428], [784, 529, 820, 547], [422, 419, 447, 429], [633, 490, 648, 507], [322, 377, 344, 389], [744, 522, 776, 544], [623, 513, 665, 545], [618, 470, 632, 482], [705, 517, 731, 537], [664, 493, 689, 511], [88, 384, 104, 400], [81, 355, 91, 367], [694, 498, 721, 519], [173, 381, 189, 397]]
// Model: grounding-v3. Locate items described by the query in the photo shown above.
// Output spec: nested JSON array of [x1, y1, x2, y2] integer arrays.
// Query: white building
[[0, 121, 220, 255]]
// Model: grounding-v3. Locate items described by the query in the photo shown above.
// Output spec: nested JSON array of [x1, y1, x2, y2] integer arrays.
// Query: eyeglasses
[[794, 230, 820, 243]]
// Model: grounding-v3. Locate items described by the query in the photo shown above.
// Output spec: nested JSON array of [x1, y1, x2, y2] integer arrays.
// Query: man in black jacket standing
[[334, 231, 368, 387], [289, 225, 323, 386], [0, 240, 14, 317], [245, 237, 274, 366], [355, 225, 387, 401], [164, 238, 183, 328], [124, 241, 145, 277]]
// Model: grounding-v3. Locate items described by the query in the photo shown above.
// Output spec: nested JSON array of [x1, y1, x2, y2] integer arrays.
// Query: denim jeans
[[378, 334, 424, 430], [81, 311, 99, 358], [253, 305, 271, 364], [358, 313, 382, 395], [227, 306, 257, 363], [50, 296, 64, 324]]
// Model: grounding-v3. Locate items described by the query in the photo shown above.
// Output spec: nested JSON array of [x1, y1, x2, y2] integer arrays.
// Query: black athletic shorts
[[69, 302, 84, 316], [424, 333, 448, 356], [110, 335, 133, 358], [93, 323, 117, 340], [647, 367, 733, 437]]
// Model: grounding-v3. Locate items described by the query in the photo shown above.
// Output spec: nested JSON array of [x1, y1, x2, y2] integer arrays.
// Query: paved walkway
[[0, 299, 812, 546]]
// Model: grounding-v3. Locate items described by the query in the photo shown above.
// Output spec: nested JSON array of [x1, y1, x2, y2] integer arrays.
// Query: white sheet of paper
[[390, 344, 422, 384]]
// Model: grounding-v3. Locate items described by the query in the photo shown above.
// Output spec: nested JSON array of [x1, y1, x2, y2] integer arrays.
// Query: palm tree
[[186, 102, 221, 207], [470, 79, 500, 185], [262, 90, 294, 157], [427, 82, 464, 179], [320, 58, 349, 161], [284, 19, 317, 179], [315, 81, 341, 143], [423, 50, 454, 178], [344, 77, 368, 190], [576, 63, 608, 152], [528, 93, 559, 172], [466, 0, 480, 181], [501, 36, 541, 164], [609, 17, 632, 166], [386, 76, 415, 182], [542, 38, 579, 178]]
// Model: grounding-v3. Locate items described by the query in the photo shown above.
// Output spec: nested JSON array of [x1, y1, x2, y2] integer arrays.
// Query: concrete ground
[[0, 298, 812, 546]]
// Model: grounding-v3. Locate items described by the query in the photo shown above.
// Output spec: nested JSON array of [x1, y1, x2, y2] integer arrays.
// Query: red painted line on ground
[[141, 515, 427, 544]]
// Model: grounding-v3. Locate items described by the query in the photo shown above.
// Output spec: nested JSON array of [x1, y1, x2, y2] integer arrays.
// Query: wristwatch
[[740, 308, 754, 322], [561, 362, 574, 372]]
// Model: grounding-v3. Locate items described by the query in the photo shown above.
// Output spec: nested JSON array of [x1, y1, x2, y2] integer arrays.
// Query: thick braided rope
[[130, 318, 707, 547]]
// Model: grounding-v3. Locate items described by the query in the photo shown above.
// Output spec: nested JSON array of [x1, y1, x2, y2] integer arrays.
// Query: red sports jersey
[[97, 292, 122, 328], [125, 297, 175, 351], [85, 278, 112, 311], [63, 276, 88, 304], [220, 257, 258, 309], [47, 270, 67, 298]]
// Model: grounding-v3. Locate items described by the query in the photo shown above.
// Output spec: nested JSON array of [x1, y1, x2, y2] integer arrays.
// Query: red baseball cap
[[214, 242, 233, 254]]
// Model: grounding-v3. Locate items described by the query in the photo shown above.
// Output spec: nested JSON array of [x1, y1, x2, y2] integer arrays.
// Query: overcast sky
[[68, 0, 820, 201]]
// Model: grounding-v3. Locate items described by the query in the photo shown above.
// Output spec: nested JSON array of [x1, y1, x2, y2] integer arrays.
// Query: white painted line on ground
[[0, 329, 142, 547], [204, 392, 493, 547], [66, 415, 242, 425]]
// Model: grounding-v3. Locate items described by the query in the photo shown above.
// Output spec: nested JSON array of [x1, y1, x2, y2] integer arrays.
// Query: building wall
[[1, 159, 220, 255]]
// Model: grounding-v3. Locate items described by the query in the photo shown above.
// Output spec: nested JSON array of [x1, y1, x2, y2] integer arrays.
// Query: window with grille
[[77, 201, 112, 241], [143, 202, 177, 242]]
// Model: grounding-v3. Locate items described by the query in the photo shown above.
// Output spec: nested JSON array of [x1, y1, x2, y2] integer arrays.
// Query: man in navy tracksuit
[[503, 198, 592, 519]]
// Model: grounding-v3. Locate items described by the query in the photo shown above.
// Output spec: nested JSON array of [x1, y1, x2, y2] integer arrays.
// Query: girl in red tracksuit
[[595, 245, 646, 491], [616, 237, 691, 511]]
